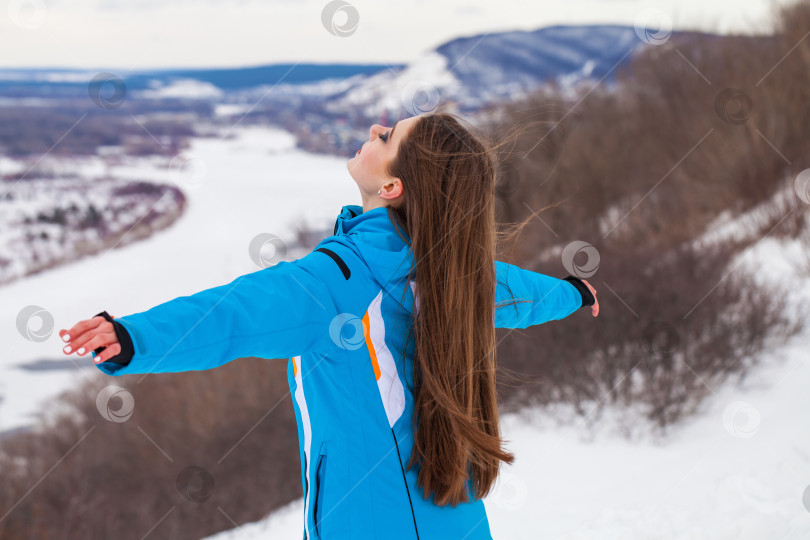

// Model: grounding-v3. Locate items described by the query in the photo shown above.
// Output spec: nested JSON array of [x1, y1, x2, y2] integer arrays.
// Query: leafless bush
[[491, 1, 810, 436], [496, 237, 805, 438], [0, 358, 301, 539]]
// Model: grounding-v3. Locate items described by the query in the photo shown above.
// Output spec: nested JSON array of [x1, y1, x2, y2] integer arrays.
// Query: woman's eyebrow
[[389, 121, 399, 142]]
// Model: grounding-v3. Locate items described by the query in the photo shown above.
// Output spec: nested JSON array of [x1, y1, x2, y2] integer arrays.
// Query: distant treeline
[[0, 101, 206, 157]]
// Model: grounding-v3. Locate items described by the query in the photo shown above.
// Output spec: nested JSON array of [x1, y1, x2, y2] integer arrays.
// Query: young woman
[[59, 112, 598, 540]]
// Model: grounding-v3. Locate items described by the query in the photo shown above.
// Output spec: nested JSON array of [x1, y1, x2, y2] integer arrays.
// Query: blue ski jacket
[[92, 204, 593, 540]]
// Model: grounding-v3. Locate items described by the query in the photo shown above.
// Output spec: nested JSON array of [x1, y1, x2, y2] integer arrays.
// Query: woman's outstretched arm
[[494, 260, 598, 329], [60, 248, 340, 376]]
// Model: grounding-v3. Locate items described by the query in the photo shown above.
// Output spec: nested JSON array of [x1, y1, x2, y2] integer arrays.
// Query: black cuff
[[563, 276, 595, 307], [93, 310, 135, 366]]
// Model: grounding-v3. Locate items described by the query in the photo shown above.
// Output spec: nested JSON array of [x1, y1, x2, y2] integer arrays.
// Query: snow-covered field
[[2, 125, 360, 435], [3, 124, 809, 538]]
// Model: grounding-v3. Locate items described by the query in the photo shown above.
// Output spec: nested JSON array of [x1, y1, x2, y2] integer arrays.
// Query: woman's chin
[[345, 161, 358, 181]]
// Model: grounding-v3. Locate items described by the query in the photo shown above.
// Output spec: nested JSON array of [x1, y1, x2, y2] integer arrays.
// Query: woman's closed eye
[[380, 130, 390, 143]]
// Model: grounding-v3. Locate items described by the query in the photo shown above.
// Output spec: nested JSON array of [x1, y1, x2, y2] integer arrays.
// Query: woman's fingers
[[93, 342, 122, 364], [59, 315, 122, 364], [59, 316, 114, 355], [76, 332, 114, 356], [59, 316, 104, 346], [77, 325, 116, 354]]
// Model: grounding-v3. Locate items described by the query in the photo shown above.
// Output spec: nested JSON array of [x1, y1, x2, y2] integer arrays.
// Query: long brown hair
[[383, 110, 543, 507]]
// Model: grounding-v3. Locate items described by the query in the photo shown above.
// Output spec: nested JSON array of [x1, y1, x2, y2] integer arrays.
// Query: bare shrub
[[496, 238, 805, 438], [489, 1, 810, 436], [0, 358, 301, 539]]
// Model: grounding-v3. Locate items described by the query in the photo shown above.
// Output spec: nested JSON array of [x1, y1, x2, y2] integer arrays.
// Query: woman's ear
[[383, 179, 404, 199]]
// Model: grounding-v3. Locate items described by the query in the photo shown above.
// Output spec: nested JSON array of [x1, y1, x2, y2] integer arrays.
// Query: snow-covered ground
[[3, 123, 809, 538], [2, 125, 360, 434]]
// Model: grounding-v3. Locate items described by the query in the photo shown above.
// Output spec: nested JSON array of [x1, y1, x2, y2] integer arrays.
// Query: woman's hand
[[581, 279, 599, 317], [59, 315, 121, 364]]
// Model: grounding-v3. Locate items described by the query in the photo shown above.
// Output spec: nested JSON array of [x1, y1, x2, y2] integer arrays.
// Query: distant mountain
[[0, 24, 726, 155], [436, 24, 643, 98], [324, 24, 658, 122], [0, 24, 681, 103]]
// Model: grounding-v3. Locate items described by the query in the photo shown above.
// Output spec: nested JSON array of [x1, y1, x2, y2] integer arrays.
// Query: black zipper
[[392, 427, 421, 540], [314, 453, 327, 538]]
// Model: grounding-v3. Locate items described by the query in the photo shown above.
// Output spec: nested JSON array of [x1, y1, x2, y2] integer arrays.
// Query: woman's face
[[346, 116, 417, 204]]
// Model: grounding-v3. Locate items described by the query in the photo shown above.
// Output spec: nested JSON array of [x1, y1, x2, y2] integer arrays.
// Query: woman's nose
[[369, 124, 382, 140]]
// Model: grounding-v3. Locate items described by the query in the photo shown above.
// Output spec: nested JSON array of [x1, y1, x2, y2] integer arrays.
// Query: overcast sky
[[0, 0, 799, 70]]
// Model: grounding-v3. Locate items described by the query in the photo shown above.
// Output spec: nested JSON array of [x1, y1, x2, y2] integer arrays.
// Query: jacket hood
[[331, 203, 415, 291]]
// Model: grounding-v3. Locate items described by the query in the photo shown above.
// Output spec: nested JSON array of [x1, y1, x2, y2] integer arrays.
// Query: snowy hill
[[435, 25, 641, 99], [323, 24, 654, 118]]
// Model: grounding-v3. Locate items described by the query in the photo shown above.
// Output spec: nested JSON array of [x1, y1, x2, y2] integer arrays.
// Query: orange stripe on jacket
[[362, 310, 381, 380]]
